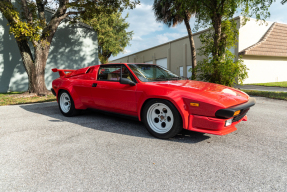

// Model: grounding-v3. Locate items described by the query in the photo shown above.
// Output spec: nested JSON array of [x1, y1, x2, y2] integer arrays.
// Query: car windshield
[[128, 64, 180, 82]]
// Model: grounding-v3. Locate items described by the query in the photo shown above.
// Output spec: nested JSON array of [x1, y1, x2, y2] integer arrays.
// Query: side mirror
[[120, 78, 136, 86]]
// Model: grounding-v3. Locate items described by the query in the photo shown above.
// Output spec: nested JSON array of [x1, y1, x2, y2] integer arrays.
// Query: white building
[[0, 8, 99, 93], [111, 16, 287, 84]]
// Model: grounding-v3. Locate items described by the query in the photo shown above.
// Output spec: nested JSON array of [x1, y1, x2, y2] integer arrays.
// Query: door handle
[[92, 83, 97, 87]]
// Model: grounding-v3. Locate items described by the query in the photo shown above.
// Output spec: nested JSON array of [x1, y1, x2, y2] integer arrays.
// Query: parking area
[[0, 97, 286, 191]]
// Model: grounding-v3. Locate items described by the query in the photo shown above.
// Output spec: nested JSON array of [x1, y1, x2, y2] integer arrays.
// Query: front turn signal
[[233, 110, 240, 116], [190, 103, 199, 107]]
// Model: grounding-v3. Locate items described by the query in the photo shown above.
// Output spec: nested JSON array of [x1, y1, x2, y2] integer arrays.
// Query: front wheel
[[58, 90, 79, 117], [142, 99, 182, 139]]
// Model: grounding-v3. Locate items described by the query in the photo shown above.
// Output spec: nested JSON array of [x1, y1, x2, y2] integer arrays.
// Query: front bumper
[[186, 97, 255, 135], [187, 114, 247, 135]]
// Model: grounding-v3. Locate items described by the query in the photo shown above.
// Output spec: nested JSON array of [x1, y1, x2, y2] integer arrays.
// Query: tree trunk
[[105, 52, 112, 63], [16, 39, 50, 95], [184, 12, 197, 80], [212, 15, 222, 58], [100, 50, 112, 64], [212, 14, 222, 83], [99, 54, 106, 64], [33, 45, 50, 95], [15, 39, 37, 93]]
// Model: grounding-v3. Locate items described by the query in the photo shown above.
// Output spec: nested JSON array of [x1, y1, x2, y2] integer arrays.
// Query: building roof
[[239, 22, 287, 57]]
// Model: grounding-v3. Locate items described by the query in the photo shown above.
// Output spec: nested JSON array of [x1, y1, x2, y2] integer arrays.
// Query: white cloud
[[110, 3, 167, 60], [156, 34, 169, 44], [155, 32, 185, 44], [123, 3, 164, 37], [122, 49, 131, 54], [163, 32, 185, 39], [132, 36, 143, 41]]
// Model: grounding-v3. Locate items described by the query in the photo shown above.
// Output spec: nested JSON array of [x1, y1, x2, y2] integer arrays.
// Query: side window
[[98, 65, 121, 81]]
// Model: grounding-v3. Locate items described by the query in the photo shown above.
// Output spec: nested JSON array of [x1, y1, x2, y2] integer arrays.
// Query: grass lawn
[[0, 92, 57, 106], [242, 89, 287, 101], [247, 81, 287, 88]]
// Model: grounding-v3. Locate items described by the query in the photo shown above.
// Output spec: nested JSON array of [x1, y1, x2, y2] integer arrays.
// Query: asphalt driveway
[[0, 97, 286, 191]]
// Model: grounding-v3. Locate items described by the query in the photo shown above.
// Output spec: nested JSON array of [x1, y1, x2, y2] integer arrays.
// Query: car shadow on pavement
[[20, 102, 210, 143]]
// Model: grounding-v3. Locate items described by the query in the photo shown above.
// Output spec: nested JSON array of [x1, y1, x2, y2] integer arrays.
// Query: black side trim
[[51, 88, 56, 96], [215, 97, 256, 118]]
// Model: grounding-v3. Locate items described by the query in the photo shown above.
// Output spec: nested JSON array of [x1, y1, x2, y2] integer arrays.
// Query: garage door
[[145, 61, 153, 64], [156, 58, 167, 69]]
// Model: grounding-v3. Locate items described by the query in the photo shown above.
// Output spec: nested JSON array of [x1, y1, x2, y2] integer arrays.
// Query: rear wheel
[[58, 90, 79, 117], [142, 99, 182, 139]]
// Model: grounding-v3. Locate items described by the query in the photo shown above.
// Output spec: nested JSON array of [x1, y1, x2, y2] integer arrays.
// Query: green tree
[[153, 0, 197, 79], [86, 11, 133, 64], [197, 20, 248, 86], [181, 0, 273, 85], [0, 0, 139, 95]]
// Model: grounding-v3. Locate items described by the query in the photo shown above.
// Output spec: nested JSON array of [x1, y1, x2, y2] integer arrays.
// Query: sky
[[109, 0, 287, 61]]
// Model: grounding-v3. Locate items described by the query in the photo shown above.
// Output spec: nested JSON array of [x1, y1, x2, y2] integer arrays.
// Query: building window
[[180, 66, 183, 77], [187, 66, 192, 78]]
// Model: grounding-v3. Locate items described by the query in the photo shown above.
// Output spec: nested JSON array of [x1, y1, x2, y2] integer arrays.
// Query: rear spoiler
[[52, 68, 76, 77]]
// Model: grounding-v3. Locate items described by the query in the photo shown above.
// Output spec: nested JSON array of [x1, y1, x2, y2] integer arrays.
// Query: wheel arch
[[57, 88, 69, 95], [139, 97, 189, 129], [57, 87, 86, 109]]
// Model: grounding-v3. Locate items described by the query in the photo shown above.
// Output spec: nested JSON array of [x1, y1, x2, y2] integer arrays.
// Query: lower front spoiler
[[186, 114, 247, 135]]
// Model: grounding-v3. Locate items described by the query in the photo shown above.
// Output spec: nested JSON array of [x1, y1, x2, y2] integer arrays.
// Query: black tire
[[58, 90, 79, 117], [142, 99, 182, 139]]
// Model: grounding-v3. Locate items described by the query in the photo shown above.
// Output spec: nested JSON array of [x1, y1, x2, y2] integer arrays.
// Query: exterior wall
[[45, 22, 98, 90], [0, 11, 98, 93], [242, 55, 287, 83]]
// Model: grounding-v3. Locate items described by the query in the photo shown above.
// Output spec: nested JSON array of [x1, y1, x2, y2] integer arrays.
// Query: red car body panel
[[52, 63, 254, 135]]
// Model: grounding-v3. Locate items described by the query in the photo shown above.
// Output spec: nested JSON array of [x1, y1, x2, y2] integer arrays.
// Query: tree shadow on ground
[[20, 102, 210, 144]]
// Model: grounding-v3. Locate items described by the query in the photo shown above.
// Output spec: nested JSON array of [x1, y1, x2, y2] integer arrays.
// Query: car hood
[[145, 80, 249, 108]]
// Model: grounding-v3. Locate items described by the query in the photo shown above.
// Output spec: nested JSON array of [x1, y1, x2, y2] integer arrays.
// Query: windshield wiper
[[167, 77, 181, 80], [153, 76, 181, 81], [154, 77, 168, 81]]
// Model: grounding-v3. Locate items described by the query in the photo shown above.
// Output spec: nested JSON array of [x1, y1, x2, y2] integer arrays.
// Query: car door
[[91, 64, 137, 114], [70, 67, 96, 107]]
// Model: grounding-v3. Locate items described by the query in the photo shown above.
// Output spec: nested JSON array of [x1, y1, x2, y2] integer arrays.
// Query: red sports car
[[51, 63, 255, 139]]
